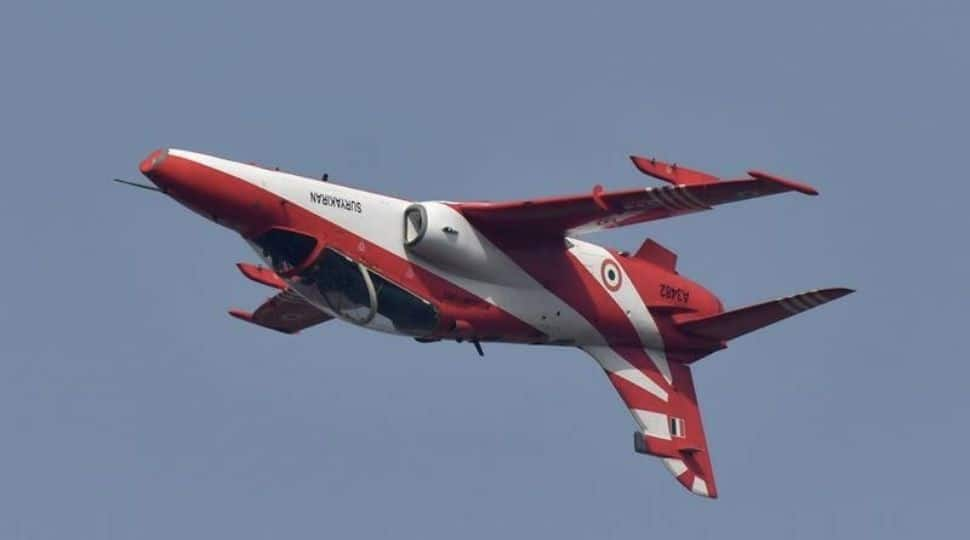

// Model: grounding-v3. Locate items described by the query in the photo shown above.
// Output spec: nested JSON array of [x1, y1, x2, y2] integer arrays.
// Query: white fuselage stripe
[[584, 346, 669, 402], [568, 239, 672, 384]]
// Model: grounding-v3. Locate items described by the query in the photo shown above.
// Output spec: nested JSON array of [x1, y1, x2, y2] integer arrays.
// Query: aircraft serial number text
[[659, 284, 690, 303]]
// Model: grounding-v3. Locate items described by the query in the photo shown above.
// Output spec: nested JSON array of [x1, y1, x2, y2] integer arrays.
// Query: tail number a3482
[[659, 284, 690, 303]]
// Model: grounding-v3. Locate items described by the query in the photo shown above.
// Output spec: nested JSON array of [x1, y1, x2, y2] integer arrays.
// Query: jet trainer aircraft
[[124, 148, 852, 498]]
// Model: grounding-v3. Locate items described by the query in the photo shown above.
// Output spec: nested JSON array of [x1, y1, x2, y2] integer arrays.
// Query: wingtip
[[670, 460, 718, 499], [229, 308, 302, 334], [228, 309, 254, 322], [659, 452, 719, 499], [821, 287, 855, 299], [629, 154, 655, 175], [747, 170, 819, 196], [237, 262, 289, 289], [680, 473, 718, 499]]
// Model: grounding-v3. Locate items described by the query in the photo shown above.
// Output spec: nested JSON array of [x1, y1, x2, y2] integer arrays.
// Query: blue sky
[[1, 1, 967, 538]]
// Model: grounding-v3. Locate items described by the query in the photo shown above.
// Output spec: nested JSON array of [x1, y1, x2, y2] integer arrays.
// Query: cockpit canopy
[[251, 228, 318, 275]]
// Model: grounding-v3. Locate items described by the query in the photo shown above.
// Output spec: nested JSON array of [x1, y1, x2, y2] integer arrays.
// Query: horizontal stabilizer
[[677, 288, 854, 342]]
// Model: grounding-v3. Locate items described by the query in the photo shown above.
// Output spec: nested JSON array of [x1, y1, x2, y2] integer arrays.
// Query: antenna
[[112, 178, 162, 193]]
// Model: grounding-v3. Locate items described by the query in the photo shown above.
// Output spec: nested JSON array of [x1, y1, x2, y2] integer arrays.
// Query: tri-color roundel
[[600, 258, 623, 291]]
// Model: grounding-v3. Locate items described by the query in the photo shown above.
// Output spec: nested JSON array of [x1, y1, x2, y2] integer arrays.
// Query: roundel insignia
[[600, 258, 623, 292]]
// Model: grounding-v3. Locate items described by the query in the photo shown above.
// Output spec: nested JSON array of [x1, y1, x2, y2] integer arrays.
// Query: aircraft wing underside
[[229, 289, 332, 334], [582, 345, 718, 498]]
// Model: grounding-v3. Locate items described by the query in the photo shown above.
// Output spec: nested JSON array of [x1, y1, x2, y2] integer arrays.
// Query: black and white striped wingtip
[[777, 287, 854, 315]]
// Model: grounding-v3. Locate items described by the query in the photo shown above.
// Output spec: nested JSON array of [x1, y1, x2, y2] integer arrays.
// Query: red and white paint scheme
[[134, 148, 853, 498]]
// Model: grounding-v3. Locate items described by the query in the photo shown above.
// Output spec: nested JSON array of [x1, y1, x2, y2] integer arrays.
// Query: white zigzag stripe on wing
[[569, 239, 673, 385], [583, 345, 669, 402]]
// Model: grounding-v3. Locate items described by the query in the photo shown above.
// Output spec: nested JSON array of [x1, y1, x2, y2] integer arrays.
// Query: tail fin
[[677, 287, 854, 342]]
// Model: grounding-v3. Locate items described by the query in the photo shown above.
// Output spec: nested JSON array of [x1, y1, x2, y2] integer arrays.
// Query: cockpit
[[250, 228, 438, 336]]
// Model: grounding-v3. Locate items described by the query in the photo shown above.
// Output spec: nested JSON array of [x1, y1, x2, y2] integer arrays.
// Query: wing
[[582, 345, 718, 498], [676, 287, 854, 342], [229, 262, 332, 334], [452, 156, 818, 238], [229, 289, 332, 334]]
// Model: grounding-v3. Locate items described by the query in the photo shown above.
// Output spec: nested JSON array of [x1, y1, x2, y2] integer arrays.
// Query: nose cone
[[139, 148, 169, 177], [138, 148, 168, 174], [137, 148, 284, 236], [139, 147, 195, 194]]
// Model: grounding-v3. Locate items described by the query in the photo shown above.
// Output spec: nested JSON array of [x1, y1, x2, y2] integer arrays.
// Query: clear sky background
[[1, 1, 967, 538]]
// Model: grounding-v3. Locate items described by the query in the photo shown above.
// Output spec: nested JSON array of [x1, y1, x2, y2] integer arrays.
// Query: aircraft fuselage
[[142, 148, 721, 359]]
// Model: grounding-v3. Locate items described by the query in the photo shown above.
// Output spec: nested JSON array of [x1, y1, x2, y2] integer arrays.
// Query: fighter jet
[[123, 148, 852, 498]]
